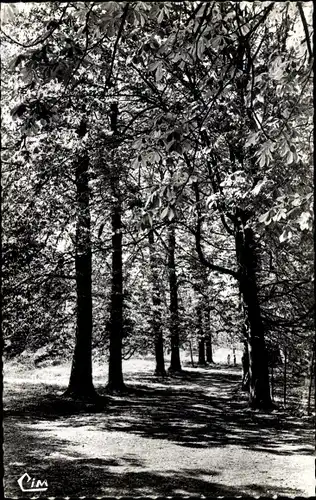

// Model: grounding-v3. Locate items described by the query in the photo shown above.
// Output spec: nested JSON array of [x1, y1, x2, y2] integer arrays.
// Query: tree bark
[[106, 177, 125, 393], [194, 182, 271, 408], [206, 339, 213, 363], [188, 340, 195, 367], [167, 224, 182, 373], [241, 335, 250, 391], [271, 365, 274, 401], [198, 339, 206, 365], [197, 306, 206, 365], [236, 219, 272, 408], [106, 102, 125, 393], [148, 229, 166, 376], [307, 343, 315, 414], [283, 345, 287, 408], [65, 153, 96, 400], [205, 306, 214, 363]]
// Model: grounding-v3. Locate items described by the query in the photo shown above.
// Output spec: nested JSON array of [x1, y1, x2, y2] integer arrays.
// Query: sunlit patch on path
[[3, 359, 314, 497]]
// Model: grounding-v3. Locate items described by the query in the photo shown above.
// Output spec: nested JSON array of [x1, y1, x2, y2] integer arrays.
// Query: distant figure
[[227, 354, 231, 365], [233, 354, 236, 366]]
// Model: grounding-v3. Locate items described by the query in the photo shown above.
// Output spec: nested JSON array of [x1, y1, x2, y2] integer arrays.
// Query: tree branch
[[106, 3, 129, 87], [297, 2, 313, 62], [193, 182, 238, 279], [1, 3, 69, 48]]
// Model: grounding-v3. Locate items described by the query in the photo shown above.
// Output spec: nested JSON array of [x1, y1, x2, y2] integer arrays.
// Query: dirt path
[[3, 360, 315, 497]]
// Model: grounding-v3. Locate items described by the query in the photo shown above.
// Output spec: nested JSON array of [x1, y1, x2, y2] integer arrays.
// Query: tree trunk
[[189, 340, 195, 367], [206, 339, 213, 363], [148, 229, 166, 377], [236, 219, 272, 409], [106, 175, 125, 393], [167, 224, 182, 373], [283, 346, 287, 408], [65, 153, 96, 400], [307, 343, 315, 414], [198, 339, 206, 365], [241, 336, 250, 391], [197, 306, 206, 365], [205, 306, 214, 363], [106, 103, 125, 393]]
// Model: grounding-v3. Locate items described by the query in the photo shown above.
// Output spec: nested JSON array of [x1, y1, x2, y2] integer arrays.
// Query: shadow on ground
[[3, 425, 303, 498], [4, 366, 314, 497], [4, 368, 313, 454]]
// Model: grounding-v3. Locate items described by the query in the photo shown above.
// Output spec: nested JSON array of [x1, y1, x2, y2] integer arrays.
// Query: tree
[[1, 3, 101, 398], [102, 102, 127, 393], [167, 223, 182, 372], [205, 305, 214, 364], [148, 229, 166, 376], [2, 1, 313, 412], [197, 304, 207, 366], [65, 148, 96, 400]]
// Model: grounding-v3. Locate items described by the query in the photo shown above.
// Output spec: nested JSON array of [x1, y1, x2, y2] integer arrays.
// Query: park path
[[3, 358, 315, 497]]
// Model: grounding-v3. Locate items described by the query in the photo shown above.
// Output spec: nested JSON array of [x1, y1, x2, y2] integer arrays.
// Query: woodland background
[[1, 2, 314, 497]]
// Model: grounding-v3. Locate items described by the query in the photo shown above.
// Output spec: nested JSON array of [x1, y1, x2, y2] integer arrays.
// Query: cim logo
[[17, 472, 48, 492]]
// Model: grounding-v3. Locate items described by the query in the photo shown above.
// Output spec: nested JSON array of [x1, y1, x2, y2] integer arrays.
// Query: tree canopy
[[1, 1, 313, 409]]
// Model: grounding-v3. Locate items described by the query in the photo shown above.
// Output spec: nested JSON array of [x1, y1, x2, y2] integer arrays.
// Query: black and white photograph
[[1, 1, 314, 497]]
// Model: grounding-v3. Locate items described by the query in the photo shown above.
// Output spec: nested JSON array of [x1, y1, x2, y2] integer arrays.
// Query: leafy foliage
[[1, 2, 313, 407]]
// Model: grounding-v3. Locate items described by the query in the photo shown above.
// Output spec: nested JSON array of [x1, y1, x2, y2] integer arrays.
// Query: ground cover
[[3, 357, 314, 497]]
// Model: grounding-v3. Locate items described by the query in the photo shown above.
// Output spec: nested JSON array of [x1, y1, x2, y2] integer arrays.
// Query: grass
[[3, 356, 315, 498]]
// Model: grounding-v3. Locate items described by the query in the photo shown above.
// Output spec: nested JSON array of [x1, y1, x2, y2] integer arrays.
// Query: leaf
[[197, 37, 205, 59], [252, 178, 267, 196], [259, 153, 266, 168], [145, 190, 159, 210], [273, 209, 287, 222], [1, 4, 16, 24], [291, 193, 301, 207], [297, 211, 313, 231], [240, 23, 250, 36], [153, 151, 161, 163], [256, 94, 264, 104], [245, 132, 259, 148], [148, 61, 160, 72], [270, 56, 284, 81], [173, 143, 183, 156], [139, 12, 146, 27], [132, 139, 143, 150], [157, 8, 164, 24], [279, 227, 293, 243], [258, 211, 271, 225], [147, 212, 153, 227], [286, 150, 294, 165], [206, 194, 217, 208], [168, 207, 175, 221], [155, 63, 163, 82], [131, 156, 140, 170], [224, 11, 235, 21], [141, 213, 153, 228], [161, 206, 169, 220]]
